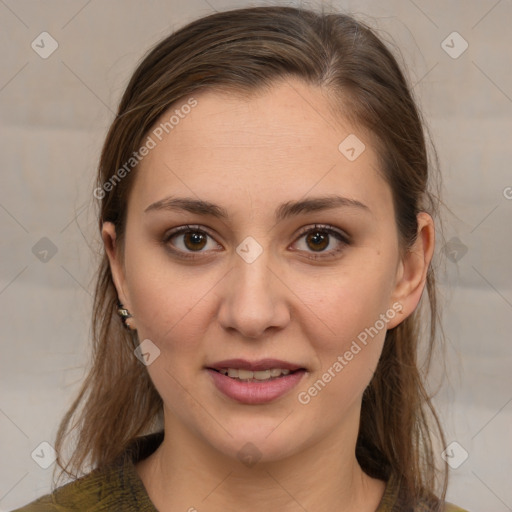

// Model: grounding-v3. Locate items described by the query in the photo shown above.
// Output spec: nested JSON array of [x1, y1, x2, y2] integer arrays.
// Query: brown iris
[[306, 230, 329, 252], [184, 231, 207, 251]]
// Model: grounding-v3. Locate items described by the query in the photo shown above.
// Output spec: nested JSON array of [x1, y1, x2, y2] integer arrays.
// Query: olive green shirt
[[12, 432, 469, 512]]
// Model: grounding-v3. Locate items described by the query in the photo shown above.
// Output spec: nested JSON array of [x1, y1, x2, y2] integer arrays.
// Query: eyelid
[[164, 224, 215, 240]]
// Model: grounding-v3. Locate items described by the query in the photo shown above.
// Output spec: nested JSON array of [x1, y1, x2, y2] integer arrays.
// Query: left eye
[[292, 224, 349, 259]]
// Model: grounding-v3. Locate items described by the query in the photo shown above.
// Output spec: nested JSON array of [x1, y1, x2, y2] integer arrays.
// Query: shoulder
[[416, 494, 469, 512], [10, 495, 57, 512], [10, 432, 163, 512], [10, 464, 123, 511], [443, 502, 470, 512], [417, 497, 470, 512], [10, 492, 68, 512], [376, 473, 470, 512]]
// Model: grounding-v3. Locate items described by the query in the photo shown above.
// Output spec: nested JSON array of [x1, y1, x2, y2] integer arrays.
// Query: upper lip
[[207, 358, 305, 372]]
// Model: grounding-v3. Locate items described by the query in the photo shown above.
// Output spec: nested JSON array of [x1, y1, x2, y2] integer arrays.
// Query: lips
[[206, 358, 305, 372], [206, 368, 306, 404], [205, 358, 307, 404]]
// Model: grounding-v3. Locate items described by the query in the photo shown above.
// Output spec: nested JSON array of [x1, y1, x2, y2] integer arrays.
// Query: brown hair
[[55, 5, 448, 506]]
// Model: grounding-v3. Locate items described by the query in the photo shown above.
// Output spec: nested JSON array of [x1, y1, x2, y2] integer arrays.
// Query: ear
[[101, 222, 131, 311], [386, 212, 435, 329]]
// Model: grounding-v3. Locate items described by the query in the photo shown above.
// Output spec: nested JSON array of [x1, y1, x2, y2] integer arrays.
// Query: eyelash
[[163, 223, 350, 261]]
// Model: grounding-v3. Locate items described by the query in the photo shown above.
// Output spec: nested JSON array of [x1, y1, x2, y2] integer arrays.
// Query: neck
[[136, 407, 386, 512]]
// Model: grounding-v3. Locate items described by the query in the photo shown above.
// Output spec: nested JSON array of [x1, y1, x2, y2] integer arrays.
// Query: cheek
[[293, 255, 395, 407], [301, 254, 397, 350], [298, 284, 388, 417], [310, 291, 387, 392], [123, 243, 219, 356]]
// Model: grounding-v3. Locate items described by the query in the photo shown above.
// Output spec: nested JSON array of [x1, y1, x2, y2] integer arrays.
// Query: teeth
[[218, 368, 292, 380]]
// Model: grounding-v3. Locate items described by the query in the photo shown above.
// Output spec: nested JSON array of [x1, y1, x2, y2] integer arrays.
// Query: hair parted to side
[[54, 5, 448, 507]]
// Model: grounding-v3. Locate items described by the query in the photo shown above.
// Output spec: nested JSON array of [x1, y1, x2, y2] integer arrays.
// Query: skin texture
[[102, 77, 434, 512]]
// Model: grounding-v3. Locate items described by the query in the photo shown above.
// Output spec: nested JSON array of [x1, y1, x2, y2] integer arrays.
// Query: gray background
[[1, 0, 511, 510]]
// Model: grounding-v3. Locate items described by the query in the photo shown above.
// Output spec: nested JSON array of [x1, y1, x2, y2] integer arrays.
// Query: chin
[[202, 422, 308, 467]]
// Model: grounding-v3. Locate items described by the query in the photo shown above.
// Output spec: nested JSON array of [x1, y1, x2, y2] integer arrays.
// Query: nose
[[217, 248, 291, 339]]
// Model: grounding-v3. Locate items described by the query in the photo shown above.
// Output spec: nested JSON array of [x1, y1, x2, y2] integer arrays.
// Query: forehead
[[154, 79, 354, 157], [131, 78, 390, 217]]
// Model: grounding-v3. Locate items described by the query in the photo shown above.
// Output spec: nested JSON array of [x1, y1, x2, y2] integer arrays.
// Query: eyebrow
[[144, 195, 370, 222]]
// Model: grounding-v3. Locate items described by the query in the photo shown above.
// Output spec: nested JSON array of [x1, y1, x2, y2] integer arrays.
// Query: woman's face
[[104, 78, 427, 465]]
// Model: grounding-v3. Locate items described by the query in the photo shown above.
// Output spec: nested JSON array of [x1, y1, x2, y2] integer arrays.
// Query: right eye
[[163, 225, 223, 259]]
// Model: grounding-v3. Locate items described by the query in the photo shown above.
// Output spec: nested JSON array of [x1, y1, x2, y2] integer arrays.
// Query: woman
[[14, 6, 468, 511]]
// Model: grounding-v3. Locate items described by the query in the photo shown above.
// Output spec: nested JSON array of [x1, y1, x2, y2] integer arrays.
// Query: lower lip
[[206, 369, 306, 405]]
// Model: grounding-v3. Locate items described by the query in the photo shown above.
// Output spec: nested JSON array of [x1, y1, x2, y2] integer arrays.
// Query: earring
[[117, 301, 133, 330]]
